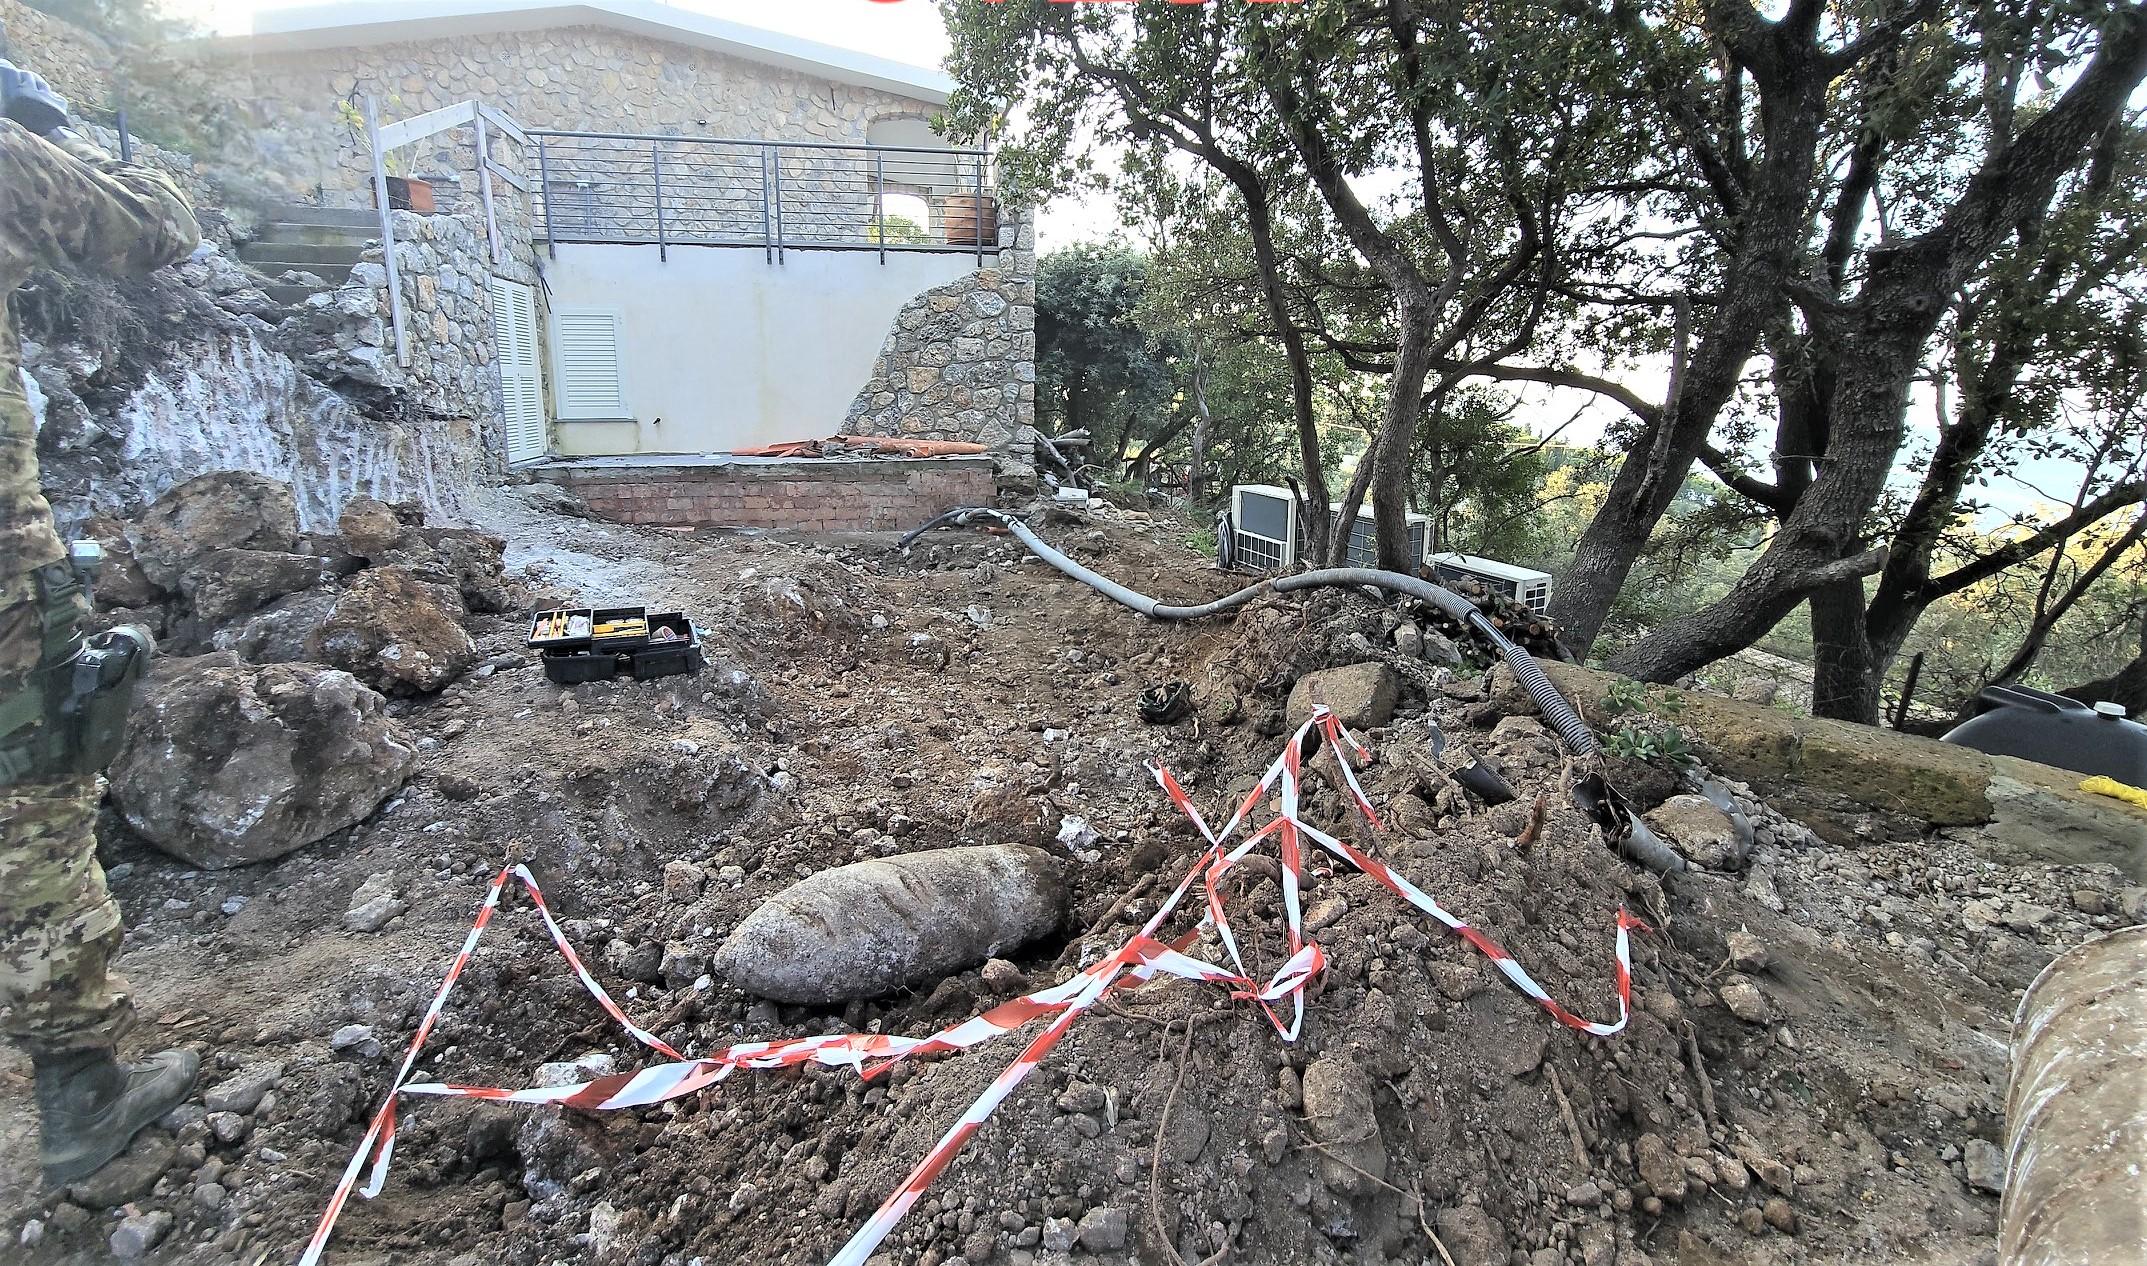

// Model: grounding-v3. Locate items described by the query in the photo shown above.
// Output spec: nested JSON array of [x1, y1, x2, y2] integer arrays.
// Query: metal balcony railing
[[528, 130, 1000, 264]]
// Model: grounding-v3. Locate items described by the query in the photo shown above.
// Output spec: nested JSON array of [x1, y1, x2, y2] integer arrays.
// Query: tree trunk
[[1610, 7, 2147, 683], [2064, 620, 2147, 714], [1187, 346, 1212, 504], [1808, 580, 1885, 723], [1549, 61, 1832, 656]]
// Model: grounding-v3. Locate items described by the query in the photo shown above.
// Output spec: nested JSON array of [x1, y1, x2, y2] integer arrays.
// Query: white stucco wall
[[543, 243, 978, 454]]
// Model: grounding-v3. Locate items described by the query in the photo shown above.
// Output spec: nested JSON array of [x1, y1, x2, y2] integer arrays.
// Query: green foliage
[[868, 213, 929, 246], [1600, 680, 1694, 766], [1036, 244, 1182, 466], [22, 0, 235, 157]]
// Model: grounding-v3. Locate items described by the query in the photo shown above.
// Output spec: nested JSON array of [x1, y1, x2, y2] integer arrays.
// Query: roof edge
[[235, 0, 953, 105]]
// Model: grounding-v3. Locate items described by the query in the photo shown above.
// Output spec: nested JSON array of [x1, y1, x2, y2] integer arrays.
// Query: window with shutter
[[553, 309, 628, 420]]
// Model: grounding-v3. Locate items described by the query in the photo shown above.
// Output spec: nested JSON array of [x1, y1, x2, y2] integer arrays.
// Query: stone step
[[265, 204, 379, 229], [261, 283, 320, 308], [250, 261, 356, 287], [240, 240, 364, 268], [255, 221, 378, 249]]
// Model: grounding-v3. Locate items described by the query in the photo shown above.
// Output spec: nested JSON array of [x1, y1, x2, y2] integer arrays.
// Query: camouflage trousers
[[1, 568, 131, 1057]]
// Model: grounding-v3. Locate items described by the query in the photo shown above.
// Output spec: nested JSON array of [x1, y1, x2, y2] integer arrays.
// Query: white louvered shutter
[[489, 279, 548, 462], [553, 309, 628, 420]]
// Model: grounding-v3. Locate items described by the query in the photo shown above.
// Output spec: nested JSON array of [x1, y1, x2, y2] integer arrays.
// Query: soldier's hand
[[0, 58, 71, 136]]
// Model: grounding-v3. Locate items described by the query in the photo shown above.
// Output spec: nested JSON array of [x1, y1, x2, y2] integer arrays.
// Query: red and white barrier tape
[[301, 706, 1640, 1265]]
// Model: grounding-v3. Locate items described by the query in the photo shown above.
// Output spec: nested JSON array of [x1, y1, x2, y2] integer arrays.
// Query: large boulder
[[213, 588, 340, 663], [1287, 662, 1402, 731], [309, 566, 478, 695], [714, 845, 1067, 1004], [178, 549, 328, 632], [108, 654, 418, 868], [132, 473, 300, 590], [335, 496, 415, 561]]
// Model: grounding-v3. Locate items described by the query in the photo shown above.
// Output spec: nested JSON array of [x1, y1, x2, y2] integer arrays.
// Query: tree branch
[[1923, 481, 2147, 600]]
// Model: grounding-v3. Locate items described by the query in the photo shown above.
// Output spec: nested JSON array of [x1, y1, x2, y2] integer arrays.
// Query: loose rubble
[[2, 487, 2136, 1266]]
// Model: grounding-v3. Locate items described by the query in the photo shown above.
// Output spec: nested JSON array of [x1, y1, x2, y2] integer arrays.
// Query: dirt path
[[1, 496, 2134, 1266]]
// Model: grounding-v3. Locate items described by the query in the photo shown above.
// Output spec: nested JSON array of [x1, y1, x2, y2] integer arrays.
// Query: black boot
[[32, 1046, 199, 1186]]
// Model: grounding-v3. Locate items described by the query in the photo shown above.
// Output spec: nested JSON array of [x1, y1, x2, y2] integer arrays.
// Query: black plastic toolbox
[[542, 651, 621, 685], [626, 614, 702, 680]]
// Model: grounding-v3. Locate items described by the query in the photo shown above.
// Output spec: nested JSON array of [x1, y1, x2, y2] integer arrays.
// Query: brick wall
[[537, 458, 995, 532]]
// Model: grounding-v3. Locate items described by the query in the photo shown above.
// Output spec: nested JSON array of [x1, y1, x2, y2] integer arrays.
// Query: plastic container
[[542, 651, 620, 685], [590, 606, 650, 652], [1941, 685, 2147, 785], [626, 613, 702, 680], [527, 607, 594, 653]]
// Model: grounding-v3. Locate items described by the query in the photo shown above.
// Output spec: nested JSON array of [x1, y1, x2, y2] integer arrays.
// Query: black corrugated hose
[[898, 507, 1599, 758]]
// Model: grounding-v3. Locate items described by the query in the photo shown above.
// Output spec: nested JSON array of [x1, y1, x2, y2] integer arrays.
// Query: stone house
[[213, 0, 1034, 520]]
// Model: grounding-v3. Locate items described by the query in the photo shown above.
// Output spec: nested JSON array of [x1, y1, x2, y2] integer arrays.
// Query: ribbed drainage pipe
[[2001, 924, 2147, 1265], [898, 507, 1597, 757]]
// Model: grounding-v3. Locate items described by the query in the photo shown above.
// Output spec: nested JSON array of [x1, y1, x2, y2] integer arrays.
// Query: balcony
[[528, 130, 1000, 263]]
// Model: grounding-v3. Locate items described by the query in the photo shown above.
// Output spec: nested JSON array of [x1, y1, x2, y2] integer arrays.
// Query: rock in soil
[[1287, 661, 1401, 731], [130, 470, 299, 590], [1963, 1137, 2007, 1194], [106, 654, 419, 868], [66, 1132, 173, 1209], [713, 845, 1068, 1004], [1301, 1055, 1387, 1194], [1645, 793, 1746, 870], [108, 1211, 172, 1259], [310, 565, 479, 695]]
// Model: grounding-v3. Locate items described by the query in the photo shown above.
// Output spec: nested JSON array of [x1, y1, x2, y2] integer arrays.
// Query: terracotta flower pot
[[377, 176, 436, 213]]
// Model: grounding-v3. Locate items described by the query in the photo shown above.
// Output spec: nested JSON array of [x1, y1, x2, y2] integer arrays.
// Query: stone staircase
[[241, 205, 379, 308]]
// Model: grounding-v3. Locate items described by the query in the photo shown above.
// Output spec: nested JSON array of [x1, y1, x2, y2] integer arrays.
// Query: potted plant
[[337, 97, 437, 213]]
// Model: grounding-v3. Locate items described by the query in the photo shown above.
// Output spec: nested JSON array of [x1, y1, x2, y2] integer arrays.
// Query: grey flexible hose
[[899, 507, 1598, 757]]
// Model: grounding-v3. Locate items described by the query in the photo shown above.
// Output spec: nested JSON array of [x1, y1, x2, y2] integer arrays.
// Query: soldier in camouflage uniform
[[1, 58, 204, 1185]]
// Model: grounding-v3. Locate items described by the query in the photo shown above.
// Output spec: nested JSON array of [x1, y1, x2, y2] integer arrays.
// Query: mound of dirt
[[6, 496, 2135, 1266]]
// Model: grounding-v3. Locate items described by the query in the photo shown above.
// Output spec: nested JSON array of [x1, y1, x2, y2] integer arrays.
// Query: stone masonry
[[0, 0, 113, 114], [842, 204, 1037, 456], [227, 24, 943, 207], [537, 458, 996, 533]]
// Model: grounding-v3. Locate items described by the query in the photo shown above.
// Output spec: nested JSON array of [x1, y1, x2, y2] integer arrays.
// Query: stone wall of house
[[0, 0, 113, 113], [284, 213, 505, 449], [227, 24, 942, 207], [841, 203, 1036, 454]]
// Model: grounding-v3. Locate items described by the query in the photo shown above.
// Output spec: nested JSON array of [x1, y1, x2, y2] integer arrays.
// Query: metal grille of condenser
[[1429, 561, 1518, 599], [1233, 530, 1287, 572], [1517, 580, 1552, 614], [1332, 510, 1430, 568], [1231, 486, 1294, 572]]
